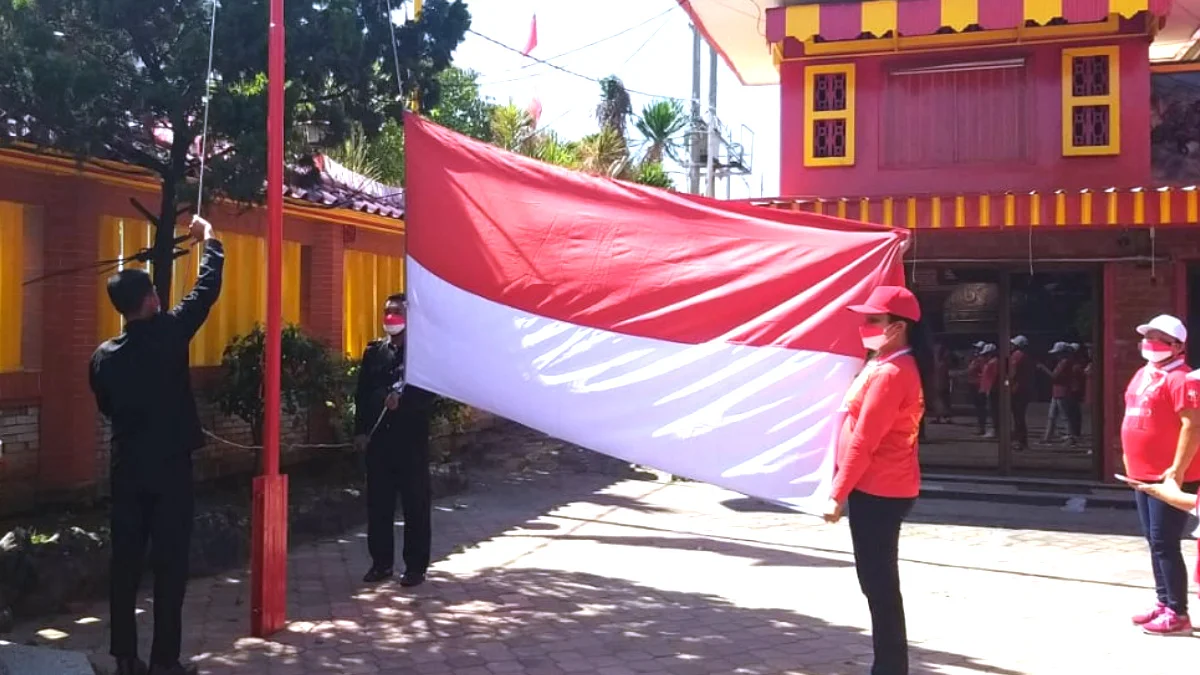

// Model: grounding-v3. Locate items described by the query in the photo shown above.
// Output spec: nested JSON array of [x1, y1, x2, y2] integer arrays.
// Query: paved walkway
[[5, 428, 1198, 674]]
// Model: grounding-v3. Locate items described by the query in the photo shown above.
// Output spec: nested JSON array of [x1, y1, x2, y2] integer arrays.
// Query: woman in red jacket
[[823, 285, 928, 675]]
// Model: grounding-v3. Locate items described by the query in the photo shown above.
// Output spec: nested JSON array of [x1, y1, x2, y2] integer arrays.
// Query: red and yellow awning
[[750, 187, 1200, 230], [766, 0, 1172, 44]]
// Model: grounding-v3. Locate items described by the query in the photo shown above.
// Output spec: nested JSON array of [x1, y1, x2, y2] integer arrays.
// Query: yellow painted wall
[[0, 201, 24, 372], [343, 249, 404, 359]]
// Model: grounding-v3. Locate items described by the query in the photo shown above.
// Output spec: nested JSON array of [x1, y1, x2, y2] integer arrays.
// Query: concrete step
[[921, 477, 1135, 510], [0, 644, 93, 675]]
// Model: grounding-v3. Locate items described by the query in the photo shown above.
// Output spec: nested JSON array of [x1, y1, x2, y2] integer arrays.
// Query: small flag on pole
[[522, 14, 538, 55], [527, 97, 543, 126]]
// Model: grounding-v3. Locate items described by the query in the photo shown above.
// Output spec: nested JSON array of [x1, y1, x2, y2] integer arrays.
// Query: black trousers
[[972, 392, 988, 433], [366, 430, 432, 575], [1011, 394, 1030, 447], [848, 491, 916, 675], [1136, 482, 1200, 614], [109, 473, 194, 665]]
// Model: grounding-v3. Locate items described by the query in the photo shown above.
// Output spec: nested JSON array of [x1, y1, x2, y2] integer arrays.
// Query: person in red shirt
[[823, 285, 927, 675], [1009, 335, 1033, 451], [979, 343, 1000, 438], [1039, 342, 1073, 444], [966, 342, 987, 435], [1122, 314, 1200, 636]]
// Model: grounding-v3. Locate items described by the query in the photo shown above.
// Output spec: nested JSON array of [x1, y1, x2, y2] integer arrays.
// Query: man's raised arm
[[170, 215, 225, 340]]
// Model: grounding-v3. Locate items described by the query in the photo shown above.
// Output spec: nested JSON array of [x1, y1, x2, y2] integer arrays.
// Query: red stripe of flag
[[403, 115, 909, 354], [978, 0, 1024, 30]]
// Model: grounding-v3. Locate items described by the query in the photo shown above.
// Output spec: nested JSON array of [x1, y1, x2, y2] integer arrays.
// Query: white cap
[[981, 343, 997, 354], [1069, 343, 1081, 351], [1136, 314, 1187, 344], [973, 340, 986, 349], [1049, 341, 1070, 354], [1011, 335, 1029, 348]]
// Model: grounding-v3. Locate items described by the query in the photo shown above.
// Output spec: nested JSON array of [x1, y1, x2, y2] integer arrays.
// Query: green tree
[[595, 75, 633, 139], [635, 100, 686, 165], [0, 0, 469, 304]]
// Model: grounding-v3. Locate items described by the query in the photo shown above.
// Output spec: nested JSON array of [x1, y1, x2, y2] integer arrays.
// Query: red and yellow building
[[682, 0, 1200, 482], [0, 148, 407, 513]]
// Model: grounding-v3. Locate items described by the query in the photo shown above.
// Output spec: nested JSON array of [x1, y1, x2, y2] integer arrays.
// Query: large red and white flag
[[403, 115, 910, 511]]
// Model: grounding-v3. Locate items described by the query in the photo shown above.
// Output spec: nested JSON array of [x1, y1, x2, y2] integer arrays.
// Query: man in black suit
[[90, 215, 223, 675]]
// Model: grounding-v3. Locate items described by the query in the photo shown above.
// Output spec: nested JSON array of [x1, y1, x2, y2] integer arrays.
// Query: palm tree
[[635, 100, 686, 165], [490, 102, 537, 154], [595, 76, 633, 138], [577, 128, 631, 178]]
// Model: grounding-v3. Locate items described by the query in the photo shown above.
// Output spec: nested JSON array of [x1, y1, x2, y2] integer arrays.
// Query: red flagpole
[[252, 0, 289, 638]]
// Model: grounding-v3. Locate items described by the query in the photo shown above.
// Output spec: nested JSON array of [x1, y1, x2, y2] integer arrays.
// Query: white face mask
[[383, 323, 405, 336]]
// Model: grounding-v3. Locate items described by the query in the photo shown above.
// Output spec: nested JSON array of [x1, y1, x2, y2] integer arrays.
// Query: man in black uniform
[[89, 216, 223, 675], [355, 292, 436, 587]]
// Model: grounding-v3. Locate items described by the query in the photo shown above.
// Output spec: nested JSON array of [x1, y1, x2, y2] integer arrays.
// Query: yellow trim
[[813, 200, 825, 215], [979, 195, 991, 227], [1025, 0, 1064, 27], [1159, 189, 1172, 224], [803, 63, 856, 167], [792, 14, 1121, 58], [883, 197, 894, 226], [931, 197, 942, 228], [1081, 192, 1093, 225], [1188, 191, 1198, 223], [785, 4, 821, 43], [837, 200, 847, 218], [1107, 191, 1119, 224], [859, 198, 870, 222], [1054, 192, 1067, 225], [1151, 63, 1200, 74], [1062, 45, 1121, 156], [0, 202, 24, 372], [1004, 194, 1016, 227], [906, 198, 917, 229], [1112, 0, 1155, 19], [861, 0, 897, 38], [1133, 190, 1145, 224], [954, 196, 965, 228], [1030, 193, 1042, 226], [941, 0, 978, 32]]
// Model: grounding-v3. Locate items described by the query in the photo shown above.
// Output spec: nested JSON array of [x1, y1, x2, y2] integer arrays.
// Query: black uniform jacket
[[89, 240, 225, 483], [354, 338, 435, 441]]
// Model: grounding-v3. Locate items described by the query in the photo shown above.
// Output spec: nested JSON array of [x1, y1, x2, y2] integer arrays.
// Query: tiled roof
[[285, 154, 405, 220]]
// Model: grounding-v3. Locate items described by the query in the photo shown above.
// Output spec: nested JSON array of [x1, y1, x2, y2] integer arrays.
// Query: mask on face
[[383, 314, 406, 336], [1141, 339, 1174, 364], [860, 325, 890, 352]]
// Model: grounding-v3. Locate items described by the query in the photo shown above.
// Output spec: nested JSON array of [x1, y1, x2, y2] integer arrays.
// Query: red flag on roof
[[522, 14, 538, 55], [402, 114, 909, 512]]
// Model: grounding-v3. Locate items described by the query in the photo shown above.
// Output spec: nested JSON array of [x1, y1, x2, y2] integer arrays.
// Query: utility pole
[[705, 44, 718, 198], [689, 25, 702, 195]]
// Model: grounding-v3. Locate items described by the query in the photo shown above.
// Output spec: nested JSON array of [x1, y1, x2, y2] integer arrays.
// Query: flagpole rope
[[195, 0, 219, 218], [201, 428, 353, 452]]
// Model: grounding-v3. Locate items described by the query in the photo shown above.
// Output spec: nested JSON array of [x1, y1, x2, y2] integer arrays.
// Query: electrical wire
[[468, 29, 714, 112], [478, 6, 677, 84], [619, 12, 675, 67]]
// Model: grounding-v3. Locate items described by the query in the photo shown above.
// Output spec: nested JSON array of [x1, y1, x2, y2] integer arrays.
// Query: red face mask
[[860, 325, 888, 351]]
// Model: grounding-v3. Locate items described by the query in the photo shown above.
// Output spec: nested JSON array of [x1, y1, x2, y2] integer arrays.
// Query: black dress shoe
[[148, 662, 197, 675], [399, 572, 426, 587], [362, 566, 394, 583], [115, 657, 149, 675]]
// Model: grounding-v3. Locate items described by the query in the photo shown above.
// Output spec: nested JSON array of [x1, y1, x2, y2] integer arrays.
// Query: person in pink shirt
[[1121, 315, 1200, 636]]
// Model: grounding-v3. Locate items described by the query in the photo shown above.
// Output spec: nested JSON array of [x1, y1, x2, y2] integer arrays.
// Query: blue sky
[[447, 0, 782, 198]]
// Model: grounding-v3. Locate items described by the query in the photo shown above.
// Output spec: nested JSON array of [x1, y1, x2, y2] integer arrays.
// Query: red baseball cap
[[848, 286, 922, 322]]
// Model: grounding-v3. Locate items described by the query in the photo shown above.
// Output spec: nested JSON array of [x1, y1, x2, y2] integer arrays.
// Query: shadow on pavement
[[195, 566, 1022, 675]]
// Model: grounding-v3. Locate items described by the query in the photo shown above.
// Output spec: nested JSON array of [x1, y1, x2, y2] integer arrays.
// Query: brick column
[[1103, 262, 1177, 482], [306, 222, 345, 353], [38, 178, 100, 496]]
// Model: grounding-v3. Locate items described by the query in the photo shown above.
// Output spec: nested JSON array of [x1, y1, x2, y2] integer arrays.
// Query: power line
[[468, 28, 711, 110], [478, 6, 677, 85], [620, 12, 675, 67]]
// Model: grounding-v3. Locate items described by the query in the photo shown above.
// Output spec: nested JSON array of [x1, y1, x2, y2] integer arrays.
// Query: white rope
[[202, 428, 353, 452], [384, 0, 404, 99], [195, 0, 219, 217]]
